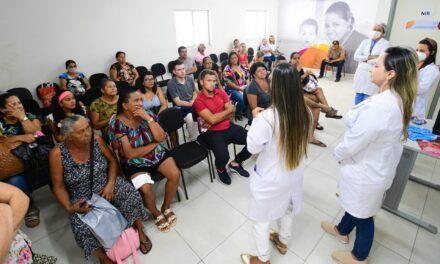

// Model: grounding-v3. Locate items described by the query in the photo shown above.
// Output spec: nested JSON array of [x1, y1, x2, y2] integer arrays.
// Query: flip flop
[[25, 207, 40, 228], [310, 140, 327, 147], [139, 238, 152, 254], [315, 124, 324, 130]]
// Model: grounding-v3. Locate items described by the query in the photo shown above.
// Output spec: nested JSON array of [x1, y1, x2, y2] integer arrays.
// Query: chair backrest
[[135, 66, 148, 77], [247, 55, 254, 64], [6, 87, 33, 101], [219, 52, 228, 62], [248, 47, 254, 56], [209, 54, 218, 64], [89, 73, 109, 88], [22, 99, 42, 118], [115, 81, 133, 95], [83, 88, 103, 106], [35, 82, 60, 109], [158, 108, 184, 133], [151, 63, 166, 77], [221, 60, 228, 71]]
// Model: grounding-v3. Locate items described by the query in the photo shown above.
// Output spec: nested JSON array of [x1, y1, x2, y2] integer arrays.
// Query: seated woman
[[222, 52, 250, 121], [59, 60, 91, 102], [238, 43, 249, 68], [90, 79, 118, 140], [0, 182, 30, 263], [49, 115, 151, 263], [259, 38, 275, 69], [138, 72, 168, 115], [47, 91, 86, 142], [291, 51, 342, 121], [108, 89, 181, 233], [246, 62, 270, 124], [0, 93, 41, 228], [110, 51, 139, 87], [194, 43, 209, 67], [197, 57, 223, 90]]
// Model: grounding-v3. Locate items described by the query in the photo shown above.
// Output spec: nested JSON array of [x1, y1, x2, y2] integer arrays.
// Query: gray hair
[[60, 115, 89, 136]]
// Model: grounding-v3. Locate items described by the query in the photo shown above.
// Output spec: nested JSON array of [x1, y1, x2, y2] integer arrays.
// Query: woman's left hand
[[133, 107, 151, 121], [99, 182, 115, 201], [252, 107, 264, 118]]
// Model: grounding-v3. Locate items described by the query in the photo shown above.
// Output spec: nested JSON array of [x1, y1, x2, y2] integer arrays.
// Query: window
[[174, 10, 210, 47], [246, 10, 267, 39]]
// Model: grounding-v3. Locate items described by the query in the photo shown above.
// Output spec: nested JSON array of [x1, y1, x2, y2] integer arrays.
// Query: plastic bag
[[77, 194, 128, 250]]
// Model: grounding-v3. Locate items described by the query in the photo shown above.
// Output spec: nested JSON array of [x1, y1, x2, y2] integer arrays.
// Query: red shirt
[[194, 89, 231, 131]]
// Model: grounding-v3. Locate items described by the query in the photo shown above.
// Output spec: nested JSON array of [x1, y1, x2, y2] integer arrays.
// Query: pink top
[[195, 52, 209, 65]]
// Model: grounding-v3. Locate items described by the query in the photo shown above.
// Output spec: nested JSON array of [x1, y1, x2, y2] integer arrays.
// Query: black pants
[[198, 124, 251, 170], [319, 59, 345, 79]]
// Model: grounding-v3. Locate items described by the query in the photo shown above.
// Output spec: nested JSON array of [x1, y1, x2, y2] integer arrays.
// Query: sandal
[[315, 123, 324, 130], [139, 237, 153, 254], [269, 229, 288, 255], [324, 107, 343, 119], [310, 140, 327, 148], [25, 207, 40, 228], [162, 208, 177, 227], [155, 215, 170, 233]]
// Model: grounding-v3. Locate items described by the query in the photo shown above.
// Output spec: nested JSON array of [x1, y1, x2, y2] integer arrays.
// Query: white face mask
[[370, 30, 382, 40], [68, 68, 76, 74], [417, 51, 427, 62]]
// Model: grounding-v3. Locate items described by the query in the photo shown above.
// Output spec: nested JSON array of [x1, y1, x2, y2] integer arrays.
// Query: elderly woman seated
[[49, 115, 151, 263]]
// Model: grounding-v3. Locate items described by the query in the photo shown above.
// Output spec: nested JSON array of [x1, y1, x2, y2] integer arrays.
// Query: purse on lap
[[0, 141, 25, 180]]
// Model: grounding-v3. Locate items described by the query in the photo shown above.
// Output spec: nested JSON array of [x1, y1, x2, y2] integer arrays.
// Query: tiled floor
[[25, 74, 440, 263]]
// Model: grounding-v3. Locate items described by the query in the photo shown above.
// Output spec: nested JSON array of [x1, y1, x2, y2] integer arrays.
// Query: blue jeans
[[2, 173, 30, 195], [225, 87, 246, 117], [355, 93, 369, 105], [264, 55, 276, 69], [337, 212, 374, 261]]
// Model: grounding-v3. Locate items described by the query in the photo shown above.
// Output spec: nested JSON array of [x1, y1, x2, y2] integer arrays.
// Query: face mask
[[417, 51, 427, 62], [370, 30, 381, 40], [68, 68, 76, 74]]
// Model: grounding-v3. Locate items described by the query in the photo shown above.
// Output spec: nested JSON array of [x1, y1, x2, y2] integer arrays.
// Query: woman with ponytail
[[241, 63, 311, 264], [321, 46, 418, 264]]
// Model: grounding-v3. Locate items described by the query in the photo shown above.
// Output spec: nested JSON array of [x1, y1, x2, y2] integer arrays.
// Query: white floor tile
[[173, 191, 247, 259], [369, 243, 409, 264], [410, 227, 440, 264]]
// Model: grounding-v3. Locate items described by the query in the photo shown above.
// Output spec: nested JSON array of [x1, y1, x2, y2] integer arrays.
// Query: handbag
[[76, 138, 128, 250], [11, 136, 53, 190], [302, 74, 318, 93], [0, 141, 24, 180], [106, 228, 140, 264]]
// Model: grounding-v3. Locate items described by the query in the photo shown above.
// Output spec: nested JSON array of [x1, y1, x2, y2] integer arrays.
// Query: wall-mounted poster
[[278, 0, 392, 73]]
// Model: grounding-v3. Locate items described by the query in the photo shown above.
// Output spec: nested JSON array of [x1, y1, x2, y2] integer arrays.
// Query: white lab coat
[[247, 108, 305, 222], [334, 89, 403, 219], [353, 38, 389, 96], [413, 63, 440, 118]]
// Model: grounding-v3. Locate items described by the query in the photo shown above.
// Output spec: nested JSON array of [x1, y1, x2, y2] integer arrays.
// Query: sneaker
[[228, 163, 250, 177], [320, 221, 349, 244], [335, 78, 341, 82], [332, 251, 367, 264], [318, 75, 324, 79], [217, 169, 231, 185]]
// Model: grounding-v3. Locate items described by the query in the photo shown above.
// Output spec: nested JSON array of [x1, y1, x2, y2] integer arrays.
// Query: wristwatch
[[21, 116, 29, 122], [147, 118, 154, 124]]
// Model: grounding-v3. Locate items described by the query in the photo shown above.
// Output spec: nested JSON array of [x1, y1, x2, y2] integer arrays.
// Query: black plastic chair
[[89, 73, 109, 88], [209, 54, 219, 64], [158, 108, 212, 200], [151, 63, 170, 87], [221, 60, 228, 71], [115, 81, 133, 95], [7, 88, 33, 101], [135, 66, 148, 77], [83, 88, 102, 106], [219, 52, 228, 62], [22, 99, 42, 119]]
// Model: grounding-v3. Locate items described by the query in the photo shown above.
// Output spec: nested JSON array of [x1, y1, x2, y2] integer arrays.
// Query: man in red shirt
[[194, 70, 251, 185]]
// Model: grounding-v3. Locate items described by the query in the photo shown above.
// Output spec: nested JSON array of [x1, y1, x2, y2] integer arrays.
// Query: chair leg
[[206, 155, 213, 183], [180, 169, 189, 200], [233, 144, 237, 156], [209, 151, 216, 180], [176, 190, 181, 202]]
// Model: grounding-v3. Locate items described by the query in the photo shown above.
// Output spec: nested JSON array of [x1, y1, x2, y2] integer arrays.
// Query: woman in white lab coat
[[321, 47, 418, 264], [241, 63, 311, 264], [413, 38, 439, 120], [353, 23, 389, 105]]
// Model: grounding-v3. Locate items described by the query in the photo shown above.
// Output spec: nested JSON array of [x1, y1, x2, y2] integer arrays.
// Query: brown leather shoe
[[321, 221, 349, 244], [240, 254, 271, 264], [269, 229, 288, 254], [332, 251, 367, 264]]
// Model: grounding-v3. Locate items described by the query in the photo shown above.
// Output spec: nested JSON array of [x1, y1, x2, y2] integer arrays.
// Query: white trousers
[[183, 113, 198, 141], [252, 206, 294, 262]]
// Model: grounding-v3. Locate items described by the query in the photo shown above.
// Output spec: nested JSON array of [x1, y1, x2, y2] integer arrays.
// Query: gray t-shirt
[[247, 79, 271, 109], [167, 76, 195, 101]]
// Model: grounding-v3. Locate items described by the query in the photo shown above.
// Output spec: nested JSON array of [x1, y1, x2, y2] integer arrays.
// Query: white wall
[[0, 0, 278, 97]]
